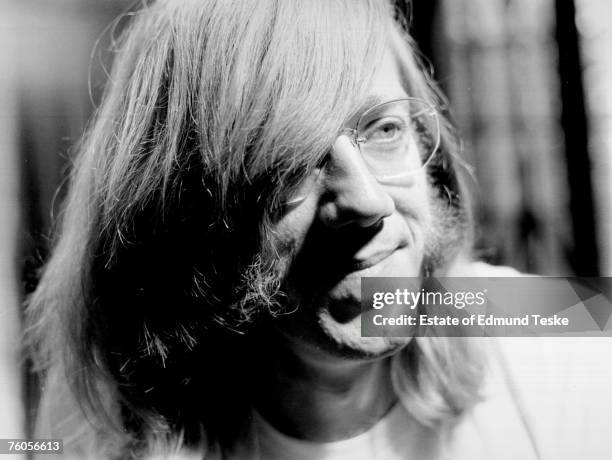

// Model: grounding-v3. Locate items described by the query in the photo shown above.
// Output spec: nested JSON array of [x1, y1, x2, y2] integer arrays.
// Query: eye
[[362, 117, 407, 144]]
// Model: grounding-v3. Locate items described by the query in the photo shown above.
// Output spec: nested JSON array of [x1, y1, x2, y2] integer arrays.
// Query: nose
[[318, 136, 395, 229]]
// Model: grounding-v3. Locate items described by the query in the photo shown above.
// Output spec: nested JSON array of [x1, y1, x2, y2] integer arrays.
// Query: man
[[26, 0, 611, 459]]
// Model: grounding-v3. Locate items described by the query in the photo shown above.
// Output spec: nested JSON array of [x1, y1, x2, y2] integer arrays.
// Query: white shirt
[[252, 403, 430, 460], [236, 338, 612, 460]]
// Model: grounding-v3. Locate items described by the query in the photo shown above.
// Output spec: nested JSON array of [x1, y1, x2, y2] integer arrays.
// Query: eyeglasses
[[342, 97, 441, 182], [284, 97, 441, 206]]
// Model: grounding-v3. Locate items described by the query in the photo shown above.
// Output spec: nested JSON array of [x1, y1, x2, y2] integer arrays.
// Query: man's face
[[268, 49, 436, 359]]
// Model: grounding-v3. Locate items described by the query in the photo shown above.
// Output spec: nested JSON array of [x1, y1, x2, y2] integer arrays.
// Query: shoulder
[[466, 337, 612, 459], [447, 337, 612, 459], [34, 366, 125, 460]]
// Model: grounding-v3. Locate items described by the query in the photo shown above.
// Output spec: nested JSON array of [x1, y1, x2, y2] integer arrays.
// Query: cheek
[[388, 176, 435, 238], [270, 197, 319, 264]]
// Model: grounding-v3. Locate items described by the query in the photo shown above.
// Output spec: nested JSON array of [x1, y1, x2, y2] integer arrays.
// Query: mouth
[[324, 251, 399, 324], [286, 218, 413, 296], [349, 248, 398, 272]]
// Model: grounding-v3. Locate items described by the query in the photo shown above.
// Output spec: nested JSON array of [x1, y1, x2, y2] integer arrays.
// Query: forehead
[[346, 48, 408, 124], [368, 48, 408, 102]]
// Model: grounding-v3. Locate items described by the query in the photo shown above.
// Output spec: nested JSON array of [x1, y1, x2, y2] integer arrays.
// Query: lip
[[349, 248, 397, 271]]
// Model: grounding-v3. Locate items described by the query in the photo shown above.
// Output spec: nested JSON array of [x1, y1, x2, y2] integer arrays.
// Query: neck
[[250, 334, 397, 442]]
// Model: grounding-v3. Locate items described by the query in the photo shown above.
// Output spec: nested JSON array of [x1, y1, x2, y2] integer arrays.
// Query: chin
[[273, 291, 413, 361], [315, 310, 413, 360], [276, 250, 422, 360]]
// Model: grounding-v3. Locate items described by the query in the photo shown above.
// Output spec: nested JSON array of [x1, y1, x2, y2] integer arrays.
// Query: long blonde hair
[[26, 0, 482, 457]]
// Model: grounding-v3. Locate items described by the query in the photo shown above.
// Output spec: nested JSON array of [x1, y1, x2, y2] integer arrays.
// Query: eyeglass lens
[[356, 99, 439, 180]]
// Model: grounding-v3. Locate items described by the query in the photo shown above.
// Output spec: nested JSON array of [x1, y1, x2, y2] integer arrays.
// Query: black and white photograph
[[0, 0, 611, 459]]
